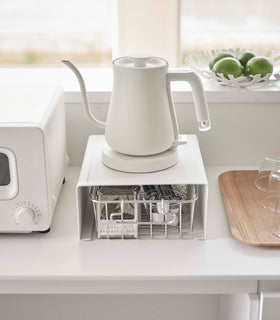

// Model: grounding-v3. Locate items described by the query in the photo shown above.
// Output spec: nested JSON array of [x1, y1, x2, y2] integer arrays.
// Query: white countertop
[[0, 166, 280, 294]]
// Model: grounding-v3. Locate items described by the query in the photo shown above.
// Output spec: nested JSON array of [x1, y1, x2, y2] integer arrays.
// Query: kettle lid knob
[[128, 54, 152, 67]]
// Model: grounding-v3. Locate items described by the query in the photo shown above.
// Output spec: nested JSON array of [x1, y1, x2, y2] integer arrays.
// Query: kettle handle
[[62, 60, 106, 129], [167, 70, 211, 147]]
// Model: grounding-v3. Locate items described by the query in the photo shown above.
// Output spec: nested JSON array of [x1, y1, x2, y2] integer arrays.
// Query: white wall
[[218, 294, 255, 320], [118, 0, 179, 66], [0, 294, 219, 320], [66, 101, 280, 167]]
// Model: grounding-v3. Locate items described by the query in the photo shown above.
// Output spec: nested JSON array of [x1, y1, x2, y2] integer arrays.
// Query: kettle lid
[[113, 54, 167, 68]]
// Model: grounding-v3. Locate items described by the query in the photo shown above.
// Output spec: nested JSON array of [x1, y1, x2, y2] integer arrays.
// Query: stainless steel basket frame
[[91, 192, 198, 239]]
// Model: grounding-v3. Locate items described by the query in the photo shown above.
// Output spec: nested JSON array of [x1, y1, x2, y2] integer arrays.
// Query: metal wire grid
[[91, 188, 197, 239]]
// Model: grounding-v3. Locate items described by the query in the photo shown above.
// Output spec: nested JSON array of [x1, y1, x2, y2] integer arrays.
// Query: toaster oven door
[[0, 148, 18, 200]]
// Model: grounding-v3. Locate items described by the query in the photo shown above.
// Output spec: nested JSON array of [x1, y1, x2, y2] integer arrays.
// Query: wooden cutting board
[[219, 170, 280, 246]]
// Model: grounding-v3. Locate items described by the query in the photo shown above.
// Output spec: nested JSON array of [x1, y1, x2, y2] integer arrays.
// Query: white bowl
[[184, 48, 280, 88]]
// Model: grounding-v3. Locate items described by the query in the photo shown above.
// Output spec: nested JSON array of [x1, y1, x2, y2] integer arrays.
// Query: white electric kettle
[[62, 55, 210, 172]]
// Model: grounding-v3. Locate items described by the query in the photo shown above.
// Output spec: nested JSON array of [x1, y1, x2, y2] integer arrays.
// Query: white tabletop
[[0, 166, 279, 294]]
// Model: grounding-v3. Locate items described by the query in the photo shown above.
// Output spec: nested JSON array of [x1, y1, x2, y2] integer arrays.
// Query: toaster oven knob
[[15, 207, 35, 225]]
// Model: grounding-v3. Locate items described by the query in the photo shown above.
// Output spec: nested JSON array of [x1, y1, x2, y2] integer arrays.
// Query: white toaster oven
[[0, 86, 68, 233]]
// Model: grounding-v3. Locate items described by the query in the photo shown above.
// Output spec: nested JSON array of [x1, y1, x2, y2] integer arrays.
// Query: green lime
[[213, 57, 244, 79], [209, 52, 236, 70], [238, 51, 256, 67], [245, 56, 273, 77]]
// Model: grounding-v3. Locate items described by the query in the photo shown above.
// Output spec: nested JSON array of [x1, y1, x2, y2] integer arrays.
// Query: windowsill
[[1, 68, 280, 103]]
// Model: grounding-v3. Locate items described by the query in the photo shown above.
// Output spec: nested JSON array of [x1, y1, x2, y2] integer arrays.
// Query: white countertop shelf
[[1, 68, 280, 103], [0, 166, 280, 294]]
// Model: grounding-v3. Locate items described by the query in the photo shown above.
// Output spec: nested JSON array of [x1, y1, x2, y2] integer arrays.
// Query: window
[[180, 0, 280, 65], [0, 0, 113, 67], [0, 0, 279, 68]]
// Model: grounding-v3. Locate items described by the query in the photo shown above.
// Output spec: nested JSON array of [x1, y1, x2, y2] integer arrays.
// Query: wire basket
[[91, 185, 198, 239], [184, 48, 280, 88]]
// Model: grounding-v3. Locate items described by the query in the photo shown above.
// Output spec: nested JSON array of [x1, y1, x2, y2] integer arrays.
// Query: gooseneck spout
[[62, 60, 106, 129]]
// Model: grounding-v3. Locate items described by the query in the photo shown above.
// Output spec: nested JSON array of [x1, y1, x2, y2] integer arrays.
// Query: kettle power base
[[102, 143, 179, 173]]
